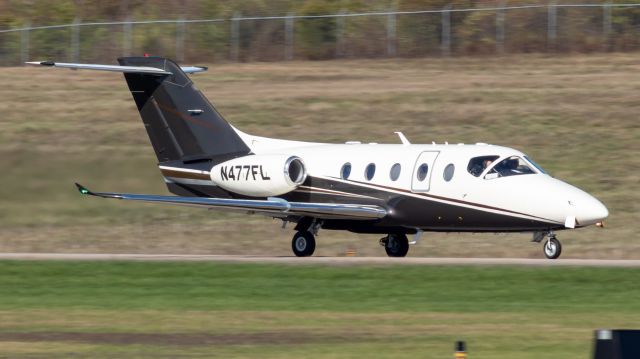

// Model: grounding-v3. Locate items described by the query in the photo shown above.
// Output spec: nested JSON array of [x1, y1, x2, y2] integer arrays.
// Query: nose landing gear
[[533, 231, 563, 259], [542, 233, 562, 259]]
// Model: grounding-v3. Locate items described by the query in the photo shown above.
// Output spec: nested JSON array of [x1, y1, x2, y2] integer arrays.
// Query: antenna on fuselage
[[394, 132, 411, 146]]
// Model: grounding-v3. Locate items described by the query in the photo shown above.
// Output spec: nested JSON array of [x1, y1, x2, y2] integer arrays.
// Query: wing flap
[[75, 184, 387, 220]]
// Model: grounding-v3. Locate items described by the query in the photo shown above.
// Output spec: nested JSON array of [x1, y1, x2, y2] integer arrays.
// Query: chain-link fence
[[1, 3, 640, 65]]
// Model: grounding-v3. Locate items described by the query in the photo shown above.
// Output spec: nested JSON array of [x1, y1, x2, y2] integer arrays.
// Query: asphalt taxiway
[[0, 253, 639, 267]]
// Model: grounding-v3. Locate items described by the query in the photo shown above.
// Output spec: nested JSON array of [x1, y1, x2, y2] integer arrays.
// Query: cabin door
[[411, 151, 439, 192]]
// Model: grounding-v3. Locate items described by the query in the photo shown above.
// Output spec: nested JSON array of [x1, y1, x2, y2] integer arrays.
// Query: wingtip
[[75, 183, 91, 195]]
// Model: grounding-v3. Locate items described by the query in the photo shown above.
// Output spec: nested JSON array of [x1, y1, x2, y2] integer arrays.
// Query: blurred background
[[0, 0, 638, 258], [2, 0, 640, 64]]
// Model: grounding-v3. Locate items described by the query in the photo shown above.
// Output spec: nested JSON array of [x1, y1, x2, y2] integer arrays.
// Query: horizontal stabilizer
[[180, 66, 208, 74], [26, 61, 208, 75], [26, 61, 173, 75], [75, 183, 387, 220]]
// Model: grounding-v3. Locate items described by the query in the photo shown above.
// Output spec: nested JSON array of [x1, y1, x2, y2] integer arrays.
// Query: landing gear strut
[[380, 233, 409, 257], [292, 231, 316, 257], [543, 233, 562, 260]]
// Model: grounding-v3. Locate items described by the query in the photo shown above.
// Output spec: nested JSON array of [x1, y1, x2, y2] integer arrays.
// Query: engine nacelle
[[210, 154, 307, 197]]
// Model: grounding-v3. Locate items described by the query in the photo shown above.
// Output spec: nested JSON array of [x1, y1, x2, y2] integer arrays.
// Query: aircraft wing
[[75, 184, 387, 220]]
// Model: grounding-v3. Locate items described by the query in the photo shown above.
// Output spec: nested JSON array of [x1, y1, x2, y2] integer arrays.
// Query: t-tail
[[27, 57, 253, 197], [117, 57, 250, 164], [117, 57, 252, 197]]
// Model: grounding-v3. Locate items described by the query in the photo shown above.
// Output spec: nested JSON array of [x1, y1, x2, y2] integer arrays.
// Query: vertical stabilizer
[[117, 57, 251, 163]]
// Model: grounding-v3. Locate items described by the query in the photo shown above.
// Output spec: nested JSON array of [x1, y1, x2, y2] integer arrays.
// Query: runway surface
[[1, 253, 639, 267]]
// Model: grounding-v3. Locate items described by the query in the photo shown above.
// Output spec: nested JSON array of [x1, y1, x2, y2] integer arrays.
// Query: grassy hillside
[[0, 54, 637, 257]]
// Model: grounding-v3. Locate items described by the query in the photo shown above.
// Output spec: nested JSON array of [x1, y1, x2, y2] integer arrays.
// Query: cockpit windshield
[[524, 156, 546, 174], [484, 156, 536, 179]]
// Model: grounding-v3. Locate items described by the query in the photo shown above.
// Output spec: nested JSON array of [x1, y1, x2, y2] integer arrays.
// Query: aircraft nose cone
[[575, 195, 609, 226]]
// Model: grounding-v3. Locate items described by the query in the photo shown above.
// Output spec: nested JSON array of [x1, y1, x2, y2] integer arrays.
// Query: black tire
[[384, 233, 409, 257], [292, 231, 316, 257], [543, 237, 562, 259]]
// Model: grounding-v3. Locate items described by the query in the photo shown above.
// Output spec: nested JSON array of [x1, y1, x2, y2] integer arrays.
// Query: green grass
[[1, 261, 639, 313], [0, 261, 638, 358]]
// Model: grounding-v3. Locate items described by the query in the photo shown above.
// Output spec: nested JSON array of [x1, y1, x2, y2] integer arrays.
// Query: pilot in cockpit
[[506, 158, 522, 175], [468, 156, 498, 177], [483, 158, 494, 171]]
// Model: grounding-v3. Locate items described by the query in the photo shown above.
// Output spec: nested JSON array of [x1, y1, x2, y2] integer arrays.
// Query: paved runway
[[1, 253, 639, 267]]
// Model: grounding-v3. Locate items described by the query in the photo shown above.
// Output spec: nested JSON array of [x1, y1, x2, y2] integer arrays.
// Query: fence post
[[335, 10, 346, 58], [230, 12, 240, 62], [20, 21, 30, 65], [71, 17, 80, 62], [123, 18, 132, 57], [441, 5, 451, 57], [387, 10, 397, 57], [176, 17, 185, 62], [603, 2, 612, 51], [285, 12, 294, 61], [496, 3, 505, 54], [547, 1, 557, 52]]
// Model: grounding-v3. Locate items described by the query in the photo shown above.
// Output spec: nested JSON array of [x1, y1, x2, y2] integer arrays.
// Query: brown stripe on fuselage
[[160, 168, 211, 181], [295, 186, 363, 197], [332, 177, 560, 224]]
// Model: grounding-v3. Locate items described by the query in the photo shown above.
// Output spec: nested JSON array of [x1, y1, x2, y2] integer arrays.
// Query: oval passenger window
[[341, 163, 351, 179], [390, 163, 401, 181], [365, 163, 376, 181], [444, 164, 455, 182], [416, 163, 429, 181]]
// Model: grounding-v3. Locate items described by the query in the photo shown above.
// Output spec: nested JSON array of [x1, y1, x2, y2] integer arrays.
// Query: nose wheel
[[543, 235, 562, 259]]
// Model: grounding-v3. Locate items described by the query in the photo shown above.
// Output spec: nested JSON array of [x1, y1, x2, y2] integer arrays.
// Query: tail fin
[[117, 57, 251, 163]]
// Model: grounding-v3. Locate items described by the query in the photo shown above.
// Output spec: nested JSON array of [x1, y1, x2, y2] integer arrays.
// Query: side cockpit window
[[485, 156, 536, 179], [467, 156, 499, 177]]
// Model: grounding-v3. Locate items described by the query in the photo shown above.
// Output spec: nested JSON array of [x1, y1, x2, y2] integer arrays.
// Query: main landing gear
[[380, 233, 409, 257], [535, 231, 562, 259], [291, 231, 316, 257], [291, 219, 321, 257]]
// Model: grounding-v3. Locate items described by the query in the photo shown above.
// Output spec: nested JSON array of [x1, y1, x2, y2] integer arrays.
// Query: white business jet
[[28, 57, 608, 259]]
